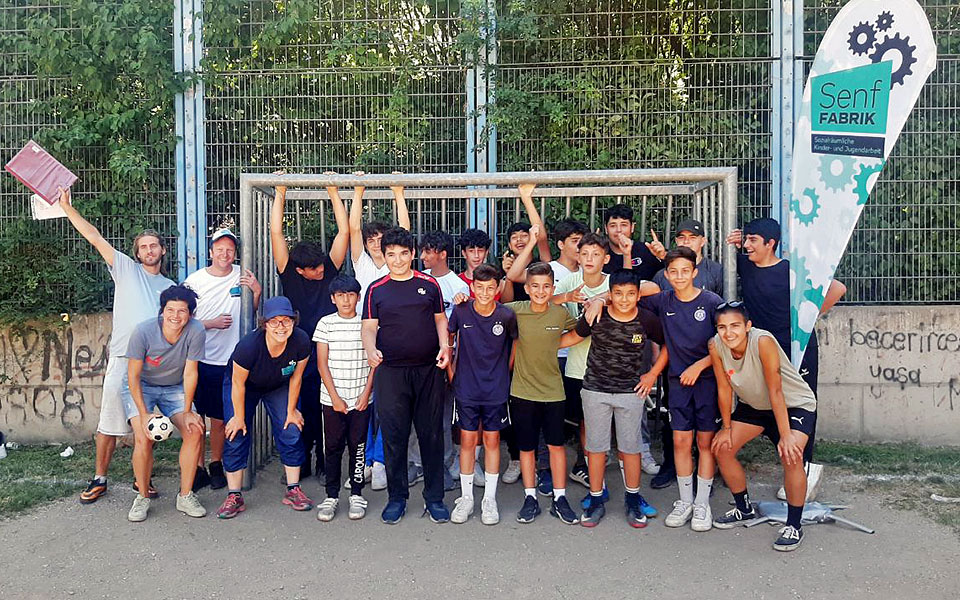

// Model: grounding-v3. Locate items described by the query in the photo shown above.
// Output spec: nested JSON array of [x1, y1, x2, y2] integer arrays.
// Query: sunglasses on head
[[717, 300, 745, 310]]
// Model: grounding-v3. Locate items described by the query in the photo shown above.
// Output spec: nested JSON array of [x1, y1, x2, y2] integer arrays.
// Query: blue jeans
[[121, 379, 185, 421], [222, 380, 305, 473]]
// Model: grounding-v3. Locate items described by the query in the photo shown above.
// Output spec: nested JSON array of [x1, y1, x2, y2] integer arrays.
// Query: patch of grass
[[814, 441, 960, 476], [0, 440, 181, 517]]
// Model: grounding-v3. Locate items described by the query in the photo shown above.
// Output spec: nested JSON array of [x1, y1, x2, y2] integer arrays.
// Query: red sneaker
[[282, 486, 314, 511], [216, 493, 246, 519]]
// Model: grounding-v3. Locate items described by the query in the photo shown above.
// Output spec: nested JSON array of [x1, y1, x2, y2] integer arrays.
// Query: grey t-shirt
[[109, 251, 175, 358], [653, 257, 724, 297], [125, 317, 206, 386]]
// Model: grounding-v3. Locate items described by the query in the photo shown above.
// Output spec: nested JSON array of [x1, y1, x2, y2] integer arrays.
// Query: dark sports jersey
[[575, 308, 654, 394], [652, 257, 724, 297], [641, 289, 724, 377], [737, 253, 819, 359], [362, 271, 444, 367], [229, 328, 311, 394], [277, 255, 338, 337], [604, 244, 663, 281], [448, 302, 519, 405]]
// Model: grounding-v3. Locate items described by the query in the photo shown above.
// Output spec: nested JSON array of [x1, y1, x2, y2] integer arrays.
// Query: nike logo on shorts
[[501, 416, 509, 424], [666, 312, 676, 316], [463, 324, 473, 328]]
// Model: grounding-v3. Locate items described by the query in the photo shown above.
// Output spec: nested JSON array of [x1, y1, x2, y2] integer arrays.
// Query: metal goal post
[[237, 168, 738, 483]]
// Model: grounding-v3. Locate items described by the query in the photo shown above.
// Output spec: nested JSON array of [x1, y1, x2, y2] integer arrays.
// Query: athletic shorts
[[732, 402, 817, 443], [563, 375, 584, 426], [455, 400, 509, 432], [510, 396, 565, 450], [668, 376, 720, 432], [581, 389, 644, 454], [97, 356, 132, 436], [195, 362, 227, 420], [121, 379, 186, 422]]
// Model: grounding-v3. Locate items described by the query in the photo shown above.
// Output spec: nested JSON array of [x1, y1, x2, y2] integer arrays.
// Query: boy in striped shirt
[[314, 274, 375, 521]]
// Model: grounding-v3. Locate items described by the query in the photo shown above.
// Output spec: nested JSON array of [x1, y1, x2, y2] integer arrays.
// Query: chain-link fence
[[1, 1, 958, 316]]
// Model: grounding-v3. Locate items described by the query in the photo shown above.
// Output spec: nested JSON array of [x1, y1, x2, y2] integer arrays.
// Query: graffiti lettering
[[868, 364, 921, 389]]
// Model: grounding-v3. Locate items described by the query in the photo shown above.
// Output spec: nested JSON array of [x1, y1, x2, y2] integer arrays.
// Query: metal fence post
[[174, 0, 207, 279]]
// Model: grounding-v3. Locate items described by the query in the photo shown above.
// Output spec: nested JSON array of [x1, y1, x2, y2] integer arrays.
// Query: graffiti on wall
[[0, 317, 109, 431]]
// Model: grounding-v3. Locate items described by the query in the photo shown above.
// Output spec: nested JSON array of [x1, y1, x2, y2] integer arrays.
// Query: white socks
[[524, 487, 536, 498], [678, 475, 694, 504], [460, 473, 474, 500], [484, 472, 498, 500], [695, 476, 714, 506], [553, 487, 566, 500]]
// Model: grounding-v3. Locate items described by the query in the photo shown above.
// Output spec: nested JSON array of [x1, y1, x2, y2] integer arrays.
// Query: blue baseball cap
[[262, 296, 296, 320]]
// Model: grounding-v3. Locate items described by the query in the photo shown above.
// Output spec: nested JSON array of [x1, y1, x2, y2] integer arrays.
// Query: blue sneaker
[[381, 499, 406, 524], [423, 501, 450, 524], [638, 494, 658, 518], [580, 486, 609, 509], [580, 498, 606, 528], [550, 496, 580, 525], [537, 469, 553, 497], [625, 501, 649, 528], [516, 495, 541, 523], [407, 464, 424, 487]]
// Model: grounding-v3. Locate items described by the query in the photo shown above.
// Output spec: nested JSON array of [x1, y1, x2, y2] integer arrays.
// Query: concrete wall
[[0, 314, 110, 443], [817, 306, 960, 445], [1, 307, 958, 445]]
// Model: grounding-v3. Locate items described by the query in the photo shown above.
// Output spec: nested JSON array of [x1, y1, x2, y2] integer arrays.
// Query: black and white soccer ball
[[146, 415, 173, 442]]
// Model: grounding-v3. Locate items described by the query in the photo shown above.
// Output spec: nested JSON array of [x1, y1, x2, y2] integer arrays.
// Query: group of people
[[62, 176, 845, 553]]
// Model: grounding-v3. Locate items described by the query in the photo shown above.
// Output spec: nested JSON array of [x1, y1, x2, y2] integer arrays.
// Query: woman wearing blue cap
[[216, 296, 315, 518]]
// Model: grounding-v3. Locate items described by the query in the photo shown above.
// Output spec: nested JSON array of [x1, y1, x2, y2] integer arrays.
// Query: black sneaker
[[536, 469, 553, 497], [192, 466, 211, 492], [713, 505, 758, 529], [208, 461, 227, 490], [550, 496, 580, 525], [569, 463, 590, 489], [650, 465, 676, 489], [516, 495, 541, 524], [773, 525, 804, 551], [580, 498, 606, 528]]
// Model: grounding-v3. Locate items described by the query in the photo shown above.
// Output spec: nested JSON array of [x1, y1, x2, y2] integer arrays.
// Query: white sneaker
[[777, 462, 824, 502], [664, 500, 694, 527], [371, 462, 387, 491], [451, 495, 475, 523], [641, 452, 661, 475], [481, 497, 499, 525], [474, 461, 485, 486], [176, 491, 207, 518], [128, 495, 151, 522], [502, 460, 522, 484], [347, 495, 367, 520], [691, 503, 712, 532], [316, 497, 338, 521]]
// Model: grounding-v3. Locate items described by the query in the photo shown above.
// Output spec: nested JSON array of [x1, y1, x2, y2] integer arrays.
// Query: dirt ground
[[1, 459, 958, 600]]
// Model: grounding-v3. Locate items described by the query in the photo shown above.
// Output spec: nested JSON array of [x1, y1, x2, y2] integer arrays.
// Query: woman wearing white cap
[[216, 296, 314, 518]]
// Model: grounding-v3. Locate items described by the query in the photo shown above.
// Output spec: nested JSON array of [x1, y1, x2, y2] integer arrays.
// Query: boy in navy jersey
[[448, 264, 519, 525], [641, 247, 724, 533], [361, 228, 452, 525]]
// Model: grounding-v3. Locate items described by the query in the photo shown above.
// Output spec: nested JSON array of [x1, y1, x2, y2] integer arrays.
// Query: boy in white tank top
[[707, 301, 817, 552]]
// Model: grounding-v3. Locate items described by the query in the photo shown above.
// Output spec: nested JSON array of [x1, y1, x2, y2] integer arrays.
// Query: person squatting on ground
[[726, 218, 845, 499], [641, 247, 725, 532], [361, 227, 452, 525], [59, 187, 176, 505], [271, 180, 350, 481], [123, 285, 207, 522], [216, 297, 314, 519], [183, 228, 262, 492], [708, 302, 819, 552], [505, 262, 581, 525], [447, 264, 519, 524], [314, 275, 376, 522], [559, 269, 667, 528]]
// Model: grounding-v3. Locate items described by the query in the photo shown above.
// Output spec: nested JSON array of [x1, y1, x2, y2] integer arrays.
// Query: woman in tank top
[[705, 301, 818, 552]]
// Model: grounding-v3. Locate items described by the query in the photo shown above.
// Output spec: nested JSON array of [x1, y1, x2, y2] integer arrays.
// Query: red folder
[[4, 140, 77, 205]]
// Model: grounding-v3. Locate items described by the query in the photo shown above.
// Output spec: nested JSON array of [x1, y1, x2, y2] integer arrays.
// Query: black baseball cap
[[743, 217, 781, 243], [675, 219, 704, 236]]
